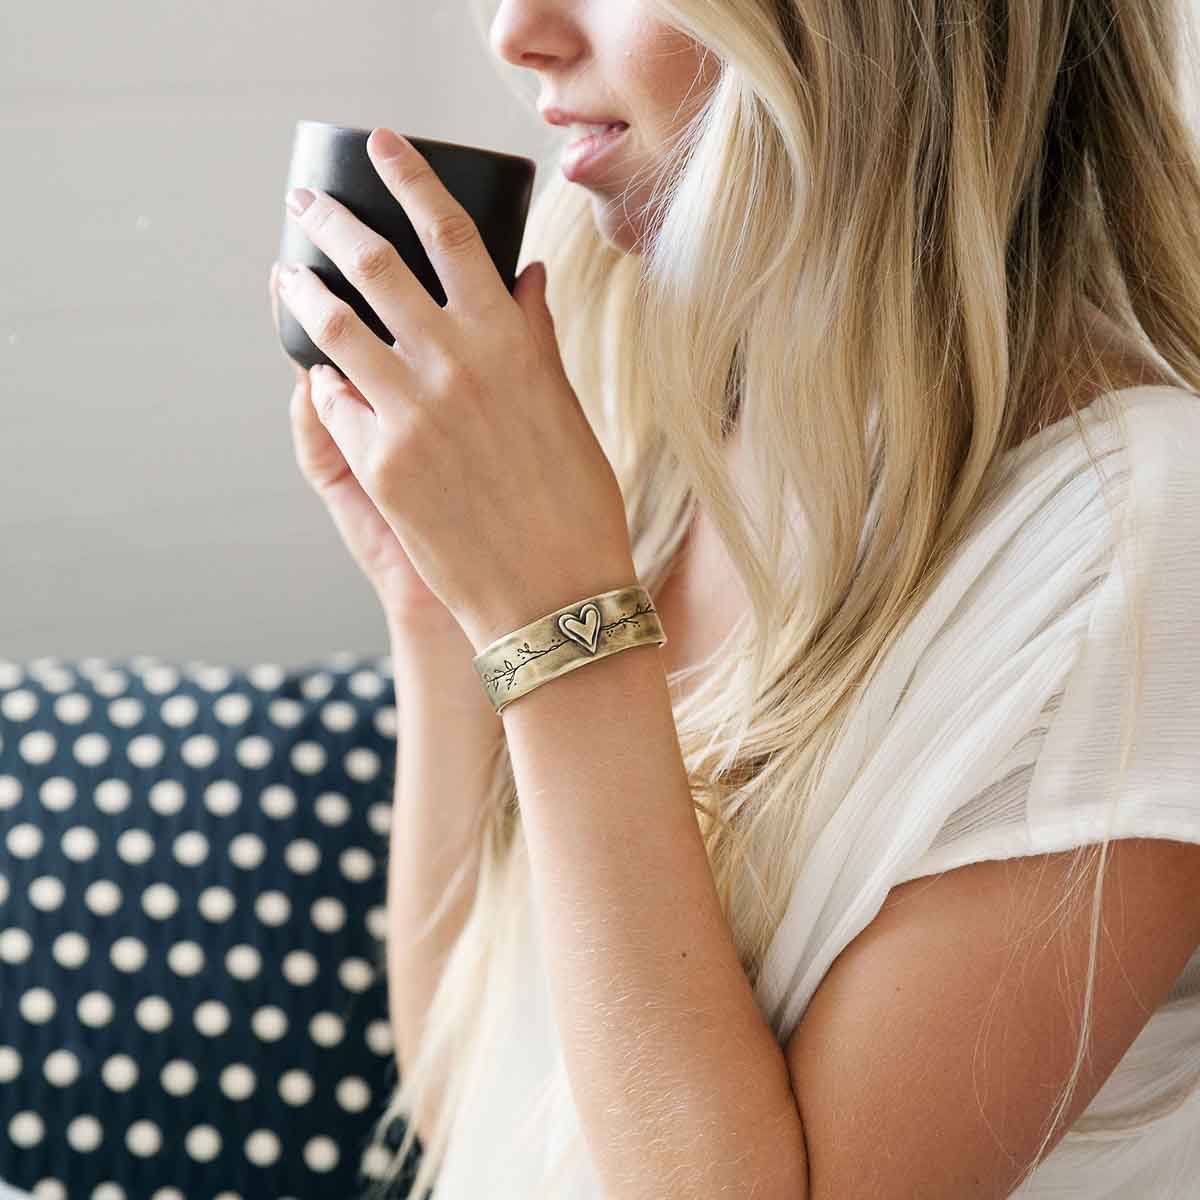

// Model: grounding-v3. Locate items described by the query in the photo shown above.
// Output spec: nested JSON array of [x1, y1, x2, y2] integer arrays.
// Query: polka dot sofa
[[0, 653, 424, 1199]]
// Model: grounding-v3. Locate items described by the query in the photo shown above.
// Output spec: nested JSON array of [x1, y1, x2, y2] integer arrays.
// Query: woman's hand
[[269, 260, 451, 626], [276, 128, 636, 653]]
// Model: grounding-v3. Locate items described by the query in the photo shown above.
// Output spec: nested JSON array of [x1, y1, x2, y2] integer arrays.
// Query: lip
[[561, 123, 629, 183]]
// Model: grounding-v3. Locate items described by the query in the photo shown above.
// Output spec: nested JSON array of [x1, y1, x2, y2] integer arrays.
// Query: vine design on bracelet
[[480, 599, 660, 698]]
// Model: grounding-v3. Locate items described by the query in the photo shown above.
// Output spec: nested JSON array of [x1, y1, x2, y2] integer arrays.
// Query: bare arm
[[384, 609, 506, 1149]]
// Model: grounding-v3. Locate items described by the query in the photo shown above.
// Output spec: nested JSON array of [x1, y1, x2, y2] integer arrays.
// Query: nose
[[489, 0, 580, 69]]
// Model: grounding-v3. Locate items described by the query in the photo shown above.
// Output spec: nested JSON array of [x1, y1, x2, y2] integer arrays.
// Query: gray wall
[[1, 2, 556, 669]]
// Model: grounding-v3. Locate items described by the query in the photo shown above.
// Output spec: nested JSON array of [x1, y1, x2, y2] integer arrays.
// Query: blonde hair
[[360, 1, 1200, 1196]]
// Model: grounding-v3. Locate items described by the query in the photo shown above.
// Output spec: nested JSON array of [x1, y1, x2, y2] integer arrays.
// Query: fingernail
[[278, 263, 300, 287], [285, 187, 315, 216]]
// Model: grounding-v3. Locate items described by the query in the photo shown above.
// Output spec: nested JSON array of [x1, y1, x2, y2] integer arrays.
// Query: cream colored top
[[433, 384, 1200, 1198]]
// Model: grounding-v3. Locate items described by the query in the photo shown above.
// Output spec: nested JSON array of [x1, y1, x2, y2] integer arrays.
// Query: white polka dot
[[279, 1068, 314, 1105], [143, 665, 180, 695], [78, 991, 114, 1028], [168, 940, 205, 976], [282, 949, 319, 986], [148, 779, 185, 816], [0, 661, 19, 688], [349, 668, 385, 699], [33, 662, 75, 693], [73, 732, 111, 767], [345, 746, 381, 781], [214, 692, 252, 725], [245, 1127, 281, 1165], [361, 1143, 392, 1178], [39, 776, 76, 812], [290, 740, 326, 775], [285, 838, 320, 874], [0, 873, 7, 906], [66, 1113, 103, 1152], [338, 957, 375, 992], [7, 822, 42, 858], [85, 879, 121, 916], [173, 830, 209, 866], [142, 882, 179, 919], [255, 890, 290, 926], [0, 1046, 21, 1082], [1, 927, 33, 964], [229, 831, 266, 869], [116, 828, 154, 865], [94, 779, 131, 814], [251, 1005, 288, 1041], [32, 1178, 67, 1199], [304, 1134, 339, 1171], [374, 705, 397, 738], [366, 905, 387, 942], [108, 696, 144, 729], [149, 1190, 182, 1200], [53, 930, 90, 969], [193, 664, 234, 692], [160, 1059, 198, 1096], [336, 1075, 371, 1112], [9, 1109, 45, 1146], [91, 1183, 124, 1200], [161, 693, 199, 728], [20, 987, 55, 1023], [44, 1049, 81, 1087], [267, 697, 304, 728], [199, 885, 236, 922], [367, 801, 392, 835], [314, 792, 350, 826], [19, 729, 56, 765], [55, 692, 91, 724], [311, 896, 346, 933], [94, 668, 129, 697], [260, 784, 296, 818], [237, 734, 274, 769], [1, 689, 38, 721], [195, 999, 231, 1037], [181, 733, 219, 769], [225, 944, 261, 980], [309, 1011, 344, 1047], [366, 1018, 393, 1056], [185, 1124, 222, 1162], [127, 733, 165, 768], [248, 662, 286, 691], [135, 995, 172, 1033], [204, 780, 241, 817], [339, 846, 375, 882], [219, 1062, 256, 1101], [110, 936, 147, 972], [301, 671, 334, 701], [101, 1054, 139, 1091], [319, 700, 357, 733], [0, 775, 20, 810], [62, 824, 99, 861]]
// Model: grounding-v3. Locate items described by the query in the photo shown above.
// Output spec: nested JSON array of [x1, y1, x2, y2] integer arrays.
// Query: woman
[[270, 1, 1200, 1196]]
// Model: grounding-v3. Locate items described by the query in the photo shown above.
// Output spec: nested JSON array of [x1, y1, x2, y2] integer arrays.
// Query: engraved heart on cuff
[[559, 603, 602, 654]]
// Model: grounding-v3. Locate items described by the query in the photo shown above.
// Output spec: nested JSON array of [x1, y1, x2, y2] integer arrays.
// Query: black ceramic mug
[[277, 119, 537, 371]]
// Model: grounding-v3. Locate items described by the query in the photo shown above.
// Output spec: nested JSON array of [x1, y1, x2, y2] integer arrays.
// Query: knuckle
[[426, 212, 477, 256], [312, 301, 353, 347], [347, 237, 395, 283]]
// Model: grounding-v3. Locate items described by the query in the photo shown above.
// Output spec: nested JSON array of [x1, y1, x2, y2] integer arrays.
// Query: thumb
[[515, 261, 558, 354], [308, 365, 377, 482]]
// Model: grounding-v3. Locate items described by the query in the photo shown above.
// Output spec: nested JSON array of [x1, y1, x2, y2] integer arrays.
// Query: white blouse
[[432, 383, 1200, 1198]]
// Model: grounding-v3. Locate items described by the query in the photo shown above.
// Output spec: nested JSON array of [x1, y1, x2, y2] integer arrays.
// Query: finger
[[270, 260, 308, 385], [284, 184, 442, 348], [366, 129, 510, 320], [276, 262, 415, 419], [307, 364, 379, 482]]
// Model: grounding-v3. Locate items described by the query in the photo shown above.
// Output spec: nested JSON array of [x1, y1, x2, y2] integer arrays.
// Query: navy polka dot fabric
[[0, 654, 421, 1199]]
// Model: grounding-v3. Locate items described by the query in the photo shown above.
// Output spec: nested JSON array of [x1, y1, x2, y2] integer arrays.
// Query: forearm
[[383, 610, 505, 1123], [499, 638, 808, 1199]]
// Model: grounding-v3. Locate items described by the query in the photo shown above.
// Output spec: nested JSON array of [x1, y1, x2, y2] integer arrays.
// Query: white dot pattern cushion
[[0, 656, 420, 1198]]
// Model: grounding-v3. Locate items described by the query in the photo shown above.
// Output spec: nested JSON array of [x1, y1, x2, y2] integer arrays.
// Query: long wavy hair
[[359, 1, 1200, 1196]]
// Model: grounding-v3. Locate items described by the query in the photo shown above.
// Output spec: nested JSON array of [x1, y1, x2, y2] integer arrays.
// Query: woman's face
[[490, 1, 719, 253]]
